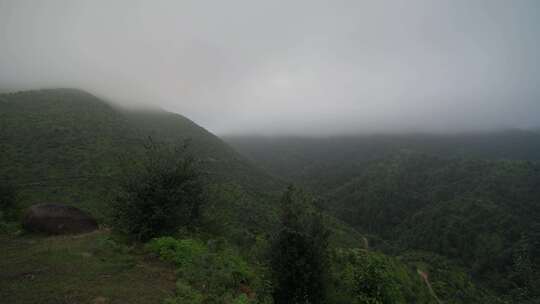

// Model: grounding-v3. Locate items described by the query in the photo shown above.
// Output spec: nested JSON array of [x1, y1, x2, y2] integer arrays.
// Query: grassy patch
[[0, 230, 175, 304]]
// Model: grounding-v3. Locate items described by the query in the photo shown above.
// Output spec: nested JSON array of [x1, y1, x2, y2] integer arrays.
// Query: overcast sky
[[1, 0, 539, 135]]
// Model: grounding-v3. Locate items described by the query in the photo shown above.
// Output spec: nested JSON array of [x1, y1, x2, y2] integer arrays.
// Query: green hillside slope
[[0, 89, 510, 303], [226, 133, 540, 301], [327, 153, 540, 301], [0, 89, 279, 218], [225, 132, 540, 192], [0, 89, 368, 248]]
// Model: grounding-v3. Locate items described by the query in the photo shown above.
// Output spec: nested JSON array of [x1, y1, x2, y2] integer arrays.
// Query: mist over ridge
[[3, 2, 540, 302], [1, 0, 540, 135]]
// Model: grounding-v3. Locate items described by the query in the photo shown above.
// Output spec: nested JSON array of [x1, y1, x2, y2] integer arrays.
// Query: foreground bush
[[329, 249, 433, 304], [111, 139, 204, 241], [146, 236, 268, 303]]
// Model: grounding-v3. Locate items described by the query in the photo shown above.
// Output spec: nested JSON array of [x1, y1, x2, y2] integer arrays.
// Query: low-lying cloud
[[1, 0, 539, 135]]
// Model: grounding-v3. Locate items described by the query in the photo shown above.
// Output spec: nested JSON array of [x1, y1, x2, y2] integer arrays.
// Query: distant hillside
[[226, 134, 540, 301], [225, 132, 540, 191], [0, 89, 280, 218], [324, 153, 540, 299], [1, 89, 521, 303]]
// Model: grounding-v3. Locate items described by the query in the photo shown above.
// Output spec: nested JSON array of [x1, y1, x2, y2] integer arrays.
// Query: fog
[[1, 0, 539, 135]]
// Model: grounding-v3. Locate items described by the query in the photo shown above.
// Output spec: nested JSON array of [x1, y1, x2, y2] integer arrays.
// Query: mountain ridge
[[0, 88, 282, 217]]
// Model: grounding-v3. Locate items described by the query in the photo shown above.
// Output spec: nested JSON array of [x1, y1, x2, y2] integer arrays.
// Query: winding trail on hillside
[[361, 236, 441, 303], [417, 269, 443, 304]]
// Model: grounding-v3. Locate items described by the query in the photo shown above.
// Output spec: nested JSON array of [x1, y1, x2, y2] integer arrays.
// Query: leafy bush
[[145, 236, 207, 268], [202, 183, 275, 249], [146, 236, 264, 303], [329, 249, 432, 304], [111, 139, 204, 241]]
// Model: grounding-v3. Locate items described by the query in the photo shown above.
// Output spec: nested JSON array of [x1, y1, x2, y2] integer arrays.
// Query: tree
[[111, 138, 204, 241], [270, 185, 330, 304]]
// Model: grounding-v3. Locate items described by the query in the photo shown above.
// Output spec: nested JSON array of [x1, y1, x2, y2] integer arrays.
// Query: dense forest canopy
[[227, 135, 540, 302]]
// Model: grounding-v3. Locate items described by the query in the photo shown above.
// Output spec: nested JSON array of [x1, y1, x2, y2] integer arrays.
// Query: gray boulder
[[22, 204, 98, 234]]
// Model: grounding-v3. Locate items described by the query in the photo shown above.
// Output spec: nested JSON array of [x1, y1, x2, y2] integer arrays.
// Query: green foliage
[[398, 251, 504, 304], [111, 139, 204, 241], [202, 183, 278, 248], [232, 294, 251, 304], [163, 281, 204, 304], [94, 234, 133, 255], [0, 89, 281, 221], [225, 132, 540, 191], [270, 186, 330, 304], [509, 234, 540, 301], [7, 89, 535, 303], [146, 236, 265, 304], [0, 181, 18, 220], [322, 153, 540, 298], [145, 237, 207, 268], [226, 136, 540, 301], [0, 178, 19, 235], [329, 249, 433, 304]]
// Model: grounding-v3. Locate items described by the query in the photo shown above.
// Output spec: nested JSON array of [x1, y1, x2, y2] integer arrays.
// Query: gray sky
[[1, 0, 539, 135]]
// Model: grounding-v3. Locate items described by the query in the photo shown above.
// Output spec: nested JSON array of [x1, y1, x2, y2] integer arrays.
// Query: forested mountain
[[1, 89, 443, 304], [225, 132, 540, 191], [0, 89, 296, 253], [2, 89, 536, 303], [0, 89, 367, 247], [0, 89, 281, 187], [0, 89, 279, 215], [325, 153, 540, 297], [226, 135, 540, 302]]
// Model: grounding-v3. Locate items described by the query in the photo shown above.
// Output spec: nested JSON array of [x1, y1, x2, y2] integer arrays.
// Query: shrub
[[329, 249, 433, 304], [111, 139, 204, 241], [147, 236, 261, 303], [145, 236, 207, 268]]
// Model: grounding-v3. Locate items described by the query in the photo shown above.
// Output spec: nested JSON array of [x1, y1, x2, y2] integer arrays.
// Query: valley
[[1, 89, 539, 303]]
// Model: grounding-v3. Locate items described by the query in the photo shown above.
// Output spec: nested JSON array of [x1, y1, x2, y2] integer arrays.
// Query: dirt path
[[417, 269, 443, 304]]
